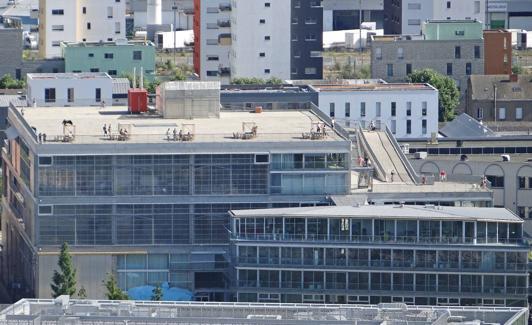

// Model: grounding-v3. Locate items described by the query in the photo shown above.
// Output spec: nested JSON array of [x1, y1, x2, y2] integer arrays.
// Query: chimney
[[509, 74, 518, 82]]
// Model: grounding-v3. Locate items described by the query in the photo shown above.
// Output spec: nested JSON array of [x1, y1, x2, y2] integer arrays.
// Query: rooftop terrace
[[26, 72, 111, 80], [0, 298, 527, 325], [13, 106, 346, 144]]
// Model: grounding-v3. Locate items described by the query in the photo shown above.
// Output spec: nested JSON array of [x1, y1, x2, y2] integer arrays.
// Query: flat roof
[[230, 205, 522, 222], [0, 298, 526, 325], [15, 106, 345, 144], [221, 84, 315, 94], [311, 83, 436, 92], [62, 40, 155, 47], [27, 72, 112, 80]]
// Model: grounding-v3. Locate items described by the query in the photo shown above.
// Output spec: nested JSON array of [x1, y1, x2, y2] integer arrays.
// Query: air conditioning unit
[[414, 152, 427, 159]]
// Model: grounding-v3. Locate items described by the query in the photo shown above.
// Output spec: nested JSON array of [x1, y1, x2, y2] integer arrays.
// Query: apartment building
[[194, 0, 323, 81], [130, 0, 193, 29], [38, 0, 126, 59], [402, 0, 487, 35], [1, 86, 353, 300], [484, 30, 512, 75], [487, 0, 532, 30], [231, 205, 528, 306], [311, 82, 439, 138], [61, 40, 156, 77], [322, 0, 384, 31], [371, 20, 485, 109], [26, 73, 113, 107]]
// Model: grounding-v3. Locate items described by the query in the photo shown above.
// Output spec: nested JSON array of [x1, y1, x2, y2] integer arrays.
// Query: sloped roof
[[440, 113, 496, 138], [470, 75, 532, 101]]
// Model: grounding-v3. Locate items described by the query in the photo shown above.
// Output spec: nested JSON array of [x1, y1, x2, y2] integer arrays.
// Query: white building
[[39, 0, 126, 59], [27, 73, 113, 107], [193, 0, 232, 81], [311, 82, 439, 139], [322, 0, 384, 31], [130, 0, 193, 29], [402, 0, 485, 35]]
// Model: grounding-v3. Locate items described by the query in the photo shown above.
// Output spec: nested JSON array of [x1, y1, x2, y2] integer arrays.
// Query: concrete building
[[383, 0, 486, 35], [311, 82, 439, 138], [230, 0, 323, 80], [193, 0, 323, 81], [1, 298, 529, 325], [26, 73, 113, 107], [0, 27, 24, 79], [61, 40, 156, 77], [38, 0, 126, 59], [1, 97, 353, 300], [231, 205, 528, 306], [484, 30, 512, 75], [466, 74, 532, 123], [130, 0, 193, 29], [220, 84, 318, 110], [371, 20, 485, 108], [487, 0, 532, 30], [192, 0, 232, 81]]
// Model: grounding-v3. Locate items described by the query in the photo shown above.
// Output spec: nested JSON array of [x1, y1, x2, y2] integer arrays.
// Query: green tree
[[50, 242, 77, 298], [0, 74, 25, 89], [231, 77, 283, 85], [151, 285, 163, 301], [77, 286, 87, 299], [512, 64, 524, 75], [407, 69, 460, 122], [103, 273, 129, 300]]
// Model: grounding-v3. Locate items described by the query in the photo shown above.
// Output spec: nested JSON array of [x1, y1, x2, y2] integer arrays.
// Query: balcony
[[218, 33, 231, 45], [218, 20, 231, 28], [219, 67, 231, 76], [219, 3, 231, 11]]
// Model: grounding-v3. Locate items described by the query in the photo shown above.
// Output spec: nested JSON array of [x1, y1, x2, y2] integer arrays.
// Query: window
[[51, 41, 61, 47], [474, 45, 480, 59], [87, 22, 91, 30], [45, 88, 56, 103], [259, 19, 266, 24], [422, 101, 427, 116], [466, 62, 472, 75], [474, 1, 480, 13], [51, 25, 64, 31], [264, 69, 270, 74], [107, 6, 113, 18], [259, 52, 265, 57], [345, 103, 350, 117], [476, 107, 483, 119], [67, 88, 74, 103], [455, 30, 465, 36], [360, 102, 366, 117], [375, 48, 382, 60], [264, 36, 270, 40], [104, 53, 114, 59], [207, 55, 219, 61], [115, 22, 121, 34], [90, 68, 99, 72], [376, 102, 381, 117], [329, 103, 335, 117], [406, 102, 412, 116], [422, 119, 427, 134], [133, 51, 142, 60], [304, 67, 317, 75], [82, 7, 86, 14], [486, 175, 504, 188], [294, 0, 300, 7], [397, 47, 404, 59], [408, 3, 421, 10], [305, 33, 317, 41], [516, 107, 523, 120], [391, 102, 396, 117], [39, 205, 53, 215], [95, 88, 101, 102], [406, 120, 412, 134], [454, 46, 461, 59], [406, 63, 412, 75], [292, 17, 298, 24], [504, 54, 508, 63], [408, 19, 421, 26], [255, 154, 269, 163], [447, 63, 453, 75], [108, 70, 117, 75], [51, 9, 64, 15], [447, 1, 451, 8], [391, 120, 396, 134], [88, 53, 94, 57], [498, 107, 506, 120], [387, 64, 393, 77], [305, 17, 317, 24], [264, 2, 270, 7]]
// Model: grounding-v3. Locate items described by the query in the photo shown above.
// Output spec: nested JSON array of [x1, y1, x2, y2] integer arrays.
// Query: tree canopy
[[231, 77, 283, 85], [407, 69, 460, 122], [51, 242, 77, 298], [103, 273, 129, 300]]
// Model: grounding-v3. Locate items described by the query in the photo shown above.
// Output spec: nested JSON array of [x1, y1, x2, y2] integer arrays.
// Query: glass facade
[[232, 214, 528, 307]]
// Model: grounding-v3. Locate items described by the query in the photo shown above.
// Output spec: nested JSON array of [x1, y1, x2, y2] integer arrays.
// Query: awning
[[5, 126, 18, 140]]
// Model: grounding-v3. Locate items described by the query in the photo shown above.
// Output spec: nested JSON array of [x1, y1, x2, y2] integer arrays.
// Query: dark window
[[264, 69, 270, 74], [466, 62, 472, 75], [406, 63, 412, 75], [264, 2, 270, 7], [447, 63, 453, 75], [90, 68, 99, 72], [519, 177, 526, 189], [259, 52, 265, 57], [486, 175, 504, 188], [454, 46, 461, 59], [345, 103, 350, 117], [39, 156, 52, 165], [387, 64, 393, 77], [474, 45, 480, 59], [95, 88, 101, 102], [133, 51, 142, 60], [447, 1, 451, 8], [67, 88, 74, 102], [52, 9, 64, 15], [104, 53, 114, 59], [255, 154, 269, 163], [330, 103, 335, 117], [406, 120, 411, 134], [206, 71, 218, 76], [88, 53, 94, 57], [391, 102, 396, 116], [259, 19, 266, 24], [108, 70, 117, 75], [264, 36, 270, 40], [39, 205, 53, 214], [45, 88, 56, 103], [82, 7, 86, 14], [87, 22, 91, 30]]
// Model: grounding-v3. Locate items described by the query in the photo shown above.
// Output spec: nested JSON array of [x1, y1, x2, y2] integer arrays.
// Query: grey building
[[220, 84, 318, 110], [1, 102, 352, 300], [370, 35, 484, 109], [231, 205, 529, 306], [1, 297, 529, 325], [466, 74, 532, 125]]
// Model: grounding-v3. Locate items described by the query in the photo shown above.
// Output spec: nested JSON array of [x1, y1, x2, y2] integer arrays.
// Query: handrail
[[355, 123, 387, 182], [383, 124, 420, 184], [309, 103, 350, 140]]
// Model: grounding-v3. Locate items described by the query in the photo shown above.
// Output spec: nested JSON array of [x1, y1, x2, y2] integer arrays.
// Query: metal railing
[[382, 124, 422, 184], [355, 123, 387, 182]]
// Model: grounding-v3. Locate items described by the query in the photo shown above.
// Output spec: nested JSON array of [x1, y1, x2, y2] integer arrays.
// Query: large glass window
[[325, 248, 346, 266], [371, 249, 391, 267], [282, 271, 301, 288], [348, 272, 369, 290], [326, 272, 346, 290], [438, 274, 459, 293], [415, 274, 436, 292], [348, 248, 369, 267], [374, 220, 394, 242], [370, 273, 391, 290], [304, 248, 324, 266], [351, 219, 372, 241], [307, 218, 327, 240], [329, 218, 349, 240], [419, 221, 439, 243], [281, 247, 302, 265], [303, 271, 324, 289], [396, 220, 416, 242], [438, 250, 459, 269], [392, 249, 414, 267], [461, 251, 481, 269], [442, 221, 462, 243], [393, 273, 413, 291]]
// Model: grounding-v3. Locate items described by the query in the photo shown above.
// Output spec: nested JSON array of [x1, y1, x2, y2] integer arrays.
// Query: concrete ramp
[[359, 130, 415, 184]]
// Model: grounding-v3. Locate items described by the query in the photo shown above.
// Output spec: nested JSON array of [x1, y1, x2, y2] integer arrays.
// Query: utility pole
[[172, 1, 178, 65], [493, 84, 498, 131]]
